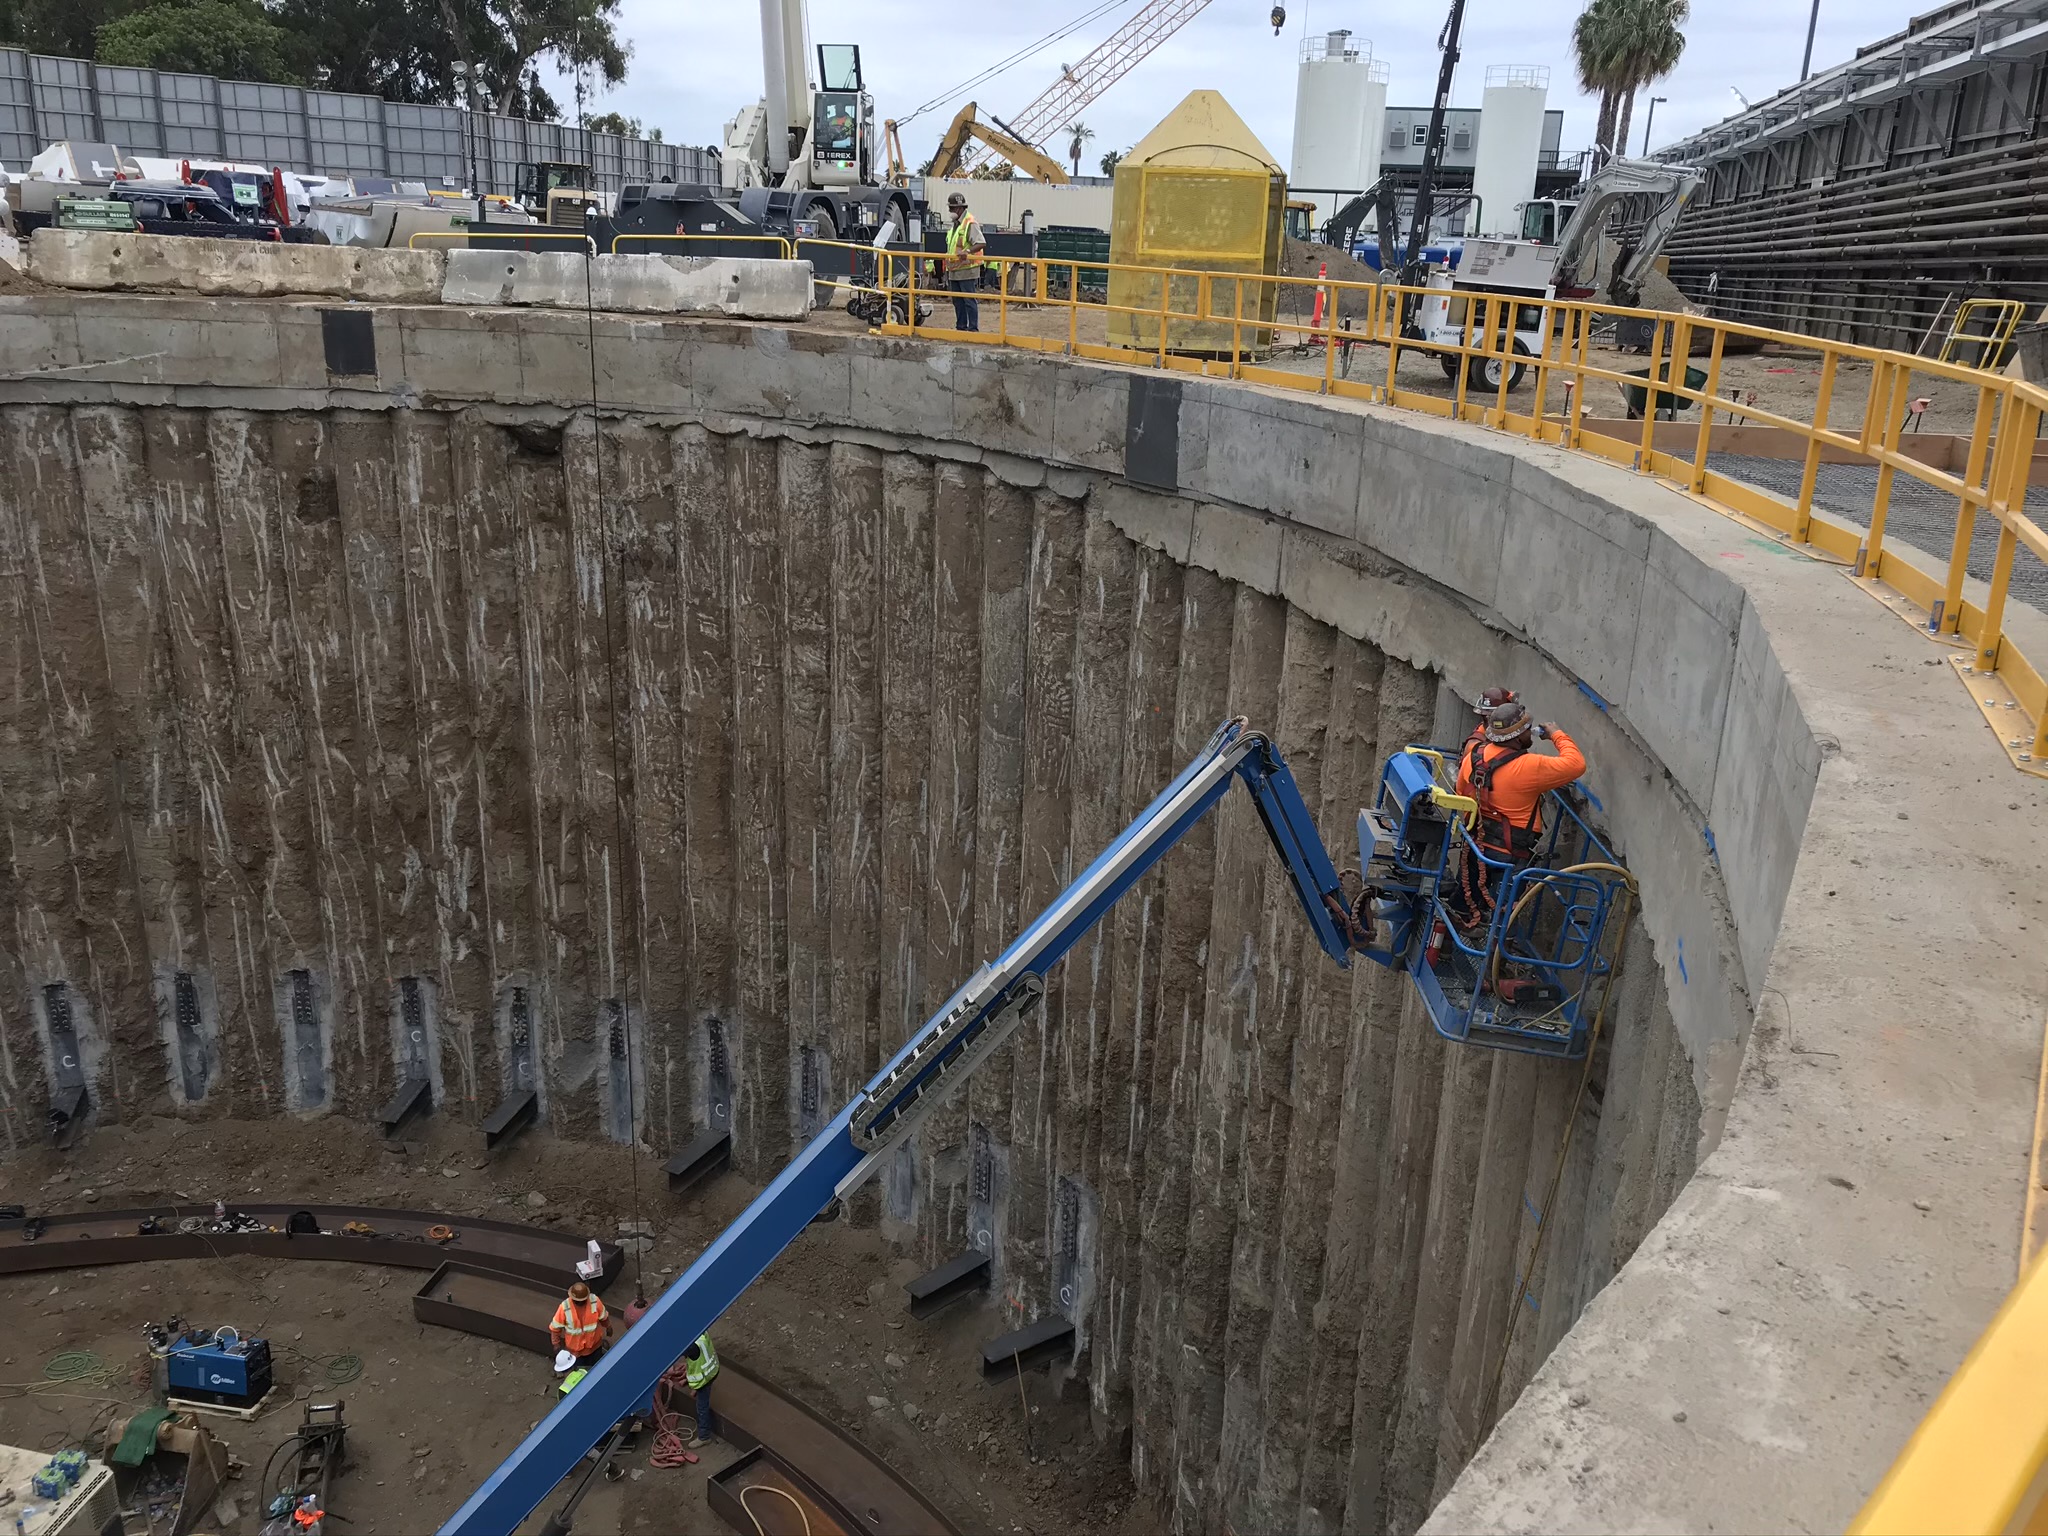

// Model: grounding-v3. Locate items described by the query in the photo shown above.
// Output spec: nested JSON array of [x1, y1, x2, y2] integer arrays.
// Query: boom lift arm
[[439, 718, 1367, 1536]]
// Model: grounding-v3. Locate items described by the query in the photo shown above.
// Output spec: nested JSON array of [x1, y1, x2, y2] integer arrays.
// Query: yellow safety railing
[[1851, 1245, 2048, 1535], [607, 232, 793, 260], [861, 247, 2048, 779], [407, 229, 597, 252]]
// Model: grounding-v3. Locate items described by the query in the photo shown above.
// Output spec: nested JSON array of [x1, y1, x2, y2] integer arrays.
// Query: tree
[[1065, 120, 1094, 177], [971, 159, 1015, 180], [1571, 0, 1687, 161], [586, 110, 639, 137], [270, 0, 628, 117], [1099, 146, 1126, 176], [4, 0, 143, 64], [97, 0, 307, 80]]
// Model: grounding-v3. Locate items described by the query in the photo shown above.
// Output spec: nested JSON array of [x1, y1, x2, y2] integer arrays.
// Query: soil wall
[[0, 397, 1698, 1533]]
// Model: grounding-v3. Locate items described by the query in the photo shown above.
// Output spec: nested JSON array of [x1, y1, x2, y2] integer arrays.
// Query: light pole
[[451, 58, 480, 201], [1641, 96, 1667, 156], [1800, 0, 1821, 80]]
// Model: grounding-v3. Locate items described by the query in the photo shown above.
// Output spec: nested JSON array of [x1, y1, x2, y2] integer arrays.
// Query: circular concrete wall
[[0, 294, 2040, 1534]]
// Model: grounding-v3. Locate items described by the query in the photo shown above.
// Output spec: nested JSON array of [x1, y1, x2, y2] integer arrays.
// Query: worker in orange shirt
[[550, 1281, 612, 1365], [1452, 699, 1585, 928]]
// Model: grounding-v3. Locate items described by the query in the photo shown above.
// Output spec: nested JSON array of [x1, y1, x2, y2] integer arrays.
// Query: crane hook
[[1271, 4, 1286, 32]]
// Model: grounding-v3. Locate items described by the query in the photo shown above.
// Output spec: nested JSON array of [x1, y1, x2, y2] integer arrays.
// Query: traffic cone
[[1309, 261, 1328, 344]]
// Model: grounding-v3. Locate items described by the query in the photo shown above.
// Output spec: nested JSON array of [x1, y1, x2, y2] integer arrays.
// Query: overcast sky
[[565, 0, 1912, 168]]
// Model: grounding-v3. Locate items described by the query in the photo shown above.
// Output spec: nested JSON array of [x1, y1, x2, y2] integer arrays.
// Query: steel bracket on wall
[[906, 1250, 991, 1320], [980, 1315, 1076, 1381], [483, 1090, 538, 1151], [664, 1129, 732, 1196], [379, 1077, 433, 1139]]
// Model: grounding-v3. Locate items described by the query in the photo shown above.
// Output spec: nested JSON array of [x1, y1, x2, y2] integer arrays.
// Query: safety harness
[[1456, 737, 1541, 933]]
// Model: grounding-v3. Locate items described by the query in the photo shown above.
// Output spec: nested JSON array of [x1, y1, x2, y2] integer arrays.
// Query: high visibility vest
[[945, 216, 989, 278], [685, 1333, 719, 1390], [558, 1367, 588, 1395], [552, 1297, 607, 1351]]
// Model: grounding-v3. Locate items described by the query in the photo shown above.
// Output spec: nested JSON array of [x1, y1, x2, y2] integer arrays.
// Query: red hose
[[648, 1359, 697, 1468]]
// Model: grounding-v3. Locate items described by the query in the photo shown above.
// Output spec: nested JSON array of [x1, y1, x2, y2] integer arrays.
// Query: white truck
[[1413, 157, 1703, 389]]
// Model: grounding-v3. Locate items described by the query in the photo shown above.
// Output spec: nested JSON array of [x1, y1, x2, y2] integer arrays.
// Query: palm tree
[[1572, 0, 1688, 161], [1066, 122, 1095, 178]]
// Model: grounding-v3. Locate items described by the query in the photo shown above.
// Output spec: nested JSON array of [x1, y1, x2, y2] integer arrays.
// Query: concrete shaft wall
[[0, 399, 1698, 1533]]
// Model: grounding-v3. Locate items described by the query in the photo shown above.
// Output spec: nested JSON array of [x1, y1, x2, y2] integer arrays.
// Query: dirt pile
[[1281, 237, 1382, 325]]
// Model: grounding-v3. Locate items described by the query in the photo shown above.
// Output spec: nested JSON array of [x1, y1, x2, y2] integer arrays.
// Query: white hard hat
[[554, 1349, 576, 1373]]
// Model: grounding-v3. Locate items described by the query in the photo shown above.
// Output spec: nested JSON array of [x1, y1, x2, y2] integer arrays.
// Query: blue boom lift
[[439, 716, 1631, 1535]]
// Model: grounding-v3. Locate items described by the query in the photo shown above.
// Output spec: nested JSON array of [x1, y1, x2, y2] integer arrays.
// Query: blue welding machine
[[165, 1327, 273, 1408]]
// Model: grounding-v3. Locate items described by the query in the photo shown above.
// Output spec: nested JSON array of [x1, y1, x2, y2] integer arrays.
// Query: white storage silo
[[1470, 65, 1549, 235], [1288, 31, 1389, 225]]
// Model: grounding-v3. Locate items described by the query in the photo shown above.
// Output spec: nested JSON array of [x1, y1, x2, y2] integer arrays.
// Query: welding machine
[[164, 1327, 274, 1409]]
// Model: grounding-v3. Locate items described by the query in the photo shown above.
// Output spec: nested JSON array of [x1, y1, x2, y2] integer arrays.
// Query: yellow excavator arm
[[927, 103, 1071, 184]]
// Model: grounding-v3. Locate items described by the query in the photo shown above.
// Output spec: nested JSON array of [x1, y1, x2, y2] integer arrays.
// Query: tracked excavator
[[439, 716, 1632, 1535]]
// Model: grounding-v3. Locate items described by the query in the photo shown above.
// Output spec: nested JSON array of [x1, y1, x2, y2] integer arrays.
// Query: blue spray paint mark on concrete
[[1677, 935, 1689, 984], [1523, 1192, 1542, 1224], [1703, 824, 1719, 863], [1576, 680, 1611, 712]]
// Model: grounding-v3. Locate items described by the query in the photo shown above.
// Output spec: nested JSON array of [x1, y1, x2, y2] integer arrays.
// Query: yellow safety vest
[[946, 215, 989, 277], [685, 1333, 719, 1390]]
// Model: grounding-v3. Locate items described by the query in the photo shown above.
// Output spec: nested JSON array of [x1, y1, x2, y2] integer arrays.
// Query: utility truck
[[1412, 156, 1702, 390]]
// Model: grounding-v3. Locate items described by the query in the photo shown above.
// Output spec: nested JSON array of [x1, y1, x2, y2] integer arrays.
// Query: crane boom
[[437, 717, 1363, 1536], [960, 0, 1217, 170]]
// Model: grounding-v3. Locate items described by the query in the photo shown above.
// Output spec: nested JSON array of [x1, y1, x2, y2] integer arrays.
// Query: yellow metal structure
[[1851, 1248, 2048, 1535], [1107, 90, 1283, 355], [883, 119, 910, 185], [840, 237, 2048, 780], [927, 104, 1069, 184], [1939, 298, 2027, 369]]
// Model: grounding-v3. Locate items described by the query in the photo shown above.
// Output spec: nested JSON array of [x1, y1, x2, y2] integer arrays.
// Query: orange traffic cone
[[1309, 261, 1328, 344]]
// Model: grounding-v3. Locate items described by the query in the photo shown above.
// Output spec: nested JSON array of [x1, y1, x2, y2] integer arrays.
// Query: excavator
[[904, 103, 1070, 184], [437, 717, 1632, 1534]]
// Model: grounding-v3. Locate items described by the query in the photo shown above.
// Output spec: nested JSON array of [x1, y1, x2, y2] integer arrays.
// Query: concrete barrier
[[439, 250, 814, 320], [25, 228, 445, 301]]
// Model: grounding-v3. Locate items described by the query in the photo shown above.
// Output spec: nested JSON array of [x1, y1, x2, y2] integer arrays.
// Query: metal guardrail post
[[1942, 385, 1999, 635], [1793, 352, 1838, 544], [1689, 325, 1726, 493]]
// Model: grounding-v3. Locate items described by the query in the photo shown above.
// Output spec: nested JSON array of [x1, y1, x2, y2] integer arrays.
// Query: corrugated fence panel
[[0, 51, 36, 166], [29, 53, 95, 143], [0, 48, 695, 193], [94, 65, 161, 155], [308, 89, 386, 178], [158, 72, 223, 158]]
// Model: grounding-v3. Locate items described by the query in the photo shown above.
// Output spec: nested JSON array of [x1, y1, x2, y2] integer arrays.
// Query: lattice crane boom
[[961, 0, 1217, 168]]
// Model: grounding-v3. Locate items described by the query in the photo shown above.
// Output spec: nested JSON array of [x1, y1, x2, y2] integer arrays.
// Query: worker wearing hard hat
[[942, 191, 987, 332], [550, 1281, 612, 1365], [1452, 699, 1586, 926], [683, 1333, 721, 1449]]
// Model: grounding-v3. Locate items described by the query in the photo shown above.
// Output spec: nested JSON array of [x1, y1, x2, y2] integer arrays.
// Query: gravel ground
[[1704, 452, 2048, 611]]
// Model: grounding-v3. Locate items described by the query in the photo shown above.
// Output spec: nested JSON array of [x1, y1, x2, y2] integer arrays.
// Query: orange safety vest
[[551, 1296, 608, 1354]]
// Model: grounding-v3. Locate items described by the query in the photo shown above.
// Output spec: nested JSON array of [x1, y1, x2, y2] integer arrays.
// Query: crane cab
[[811, 44, 874, 190], [1357, 747, 1631, 1060]]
